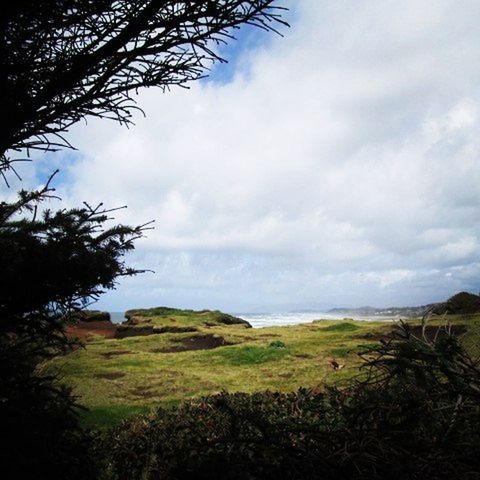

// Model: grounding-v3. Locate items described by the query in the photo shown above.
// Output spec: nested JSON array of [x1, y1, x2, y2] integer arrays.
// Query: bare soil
[[66, 320, 117, 340], [129, 386, 158, 399], [94, 372, 126, 380], [101, 350, 133, 359], [152, 334, 232, 353]]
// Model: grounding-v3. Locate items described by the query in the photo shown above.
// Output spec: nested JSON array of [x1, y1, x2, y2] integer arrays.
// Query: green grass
[[48, 310, 480, 428], [211, 344, 289, 365], [328, 346, 353, 357]]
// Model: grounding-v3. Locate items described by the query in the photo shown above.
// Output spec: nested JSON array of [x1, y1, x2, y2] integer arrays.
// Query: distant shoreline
[[108, 310, 398, 328]]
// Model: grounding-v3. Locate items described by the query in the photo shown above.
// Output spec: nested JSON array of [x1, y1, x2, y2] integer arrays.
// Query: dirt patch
[[295, 353, 313, 359], [114, 324, 198, 339], [129, 386, 158, 399], [278, 372, 293, 378], [363, 324, 468, 342], [115, 325, 154, 338], [153, 334, 232, 353], [66, 320, 117, 340], [153, 326, 198, 334], [101, 350, 133, 359], [94, 372, 126, 380]]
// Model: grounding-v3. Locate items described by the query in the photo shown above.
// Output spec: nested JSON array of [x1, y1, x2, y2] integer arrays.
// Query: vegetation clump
[[322, 322, 360, 332]]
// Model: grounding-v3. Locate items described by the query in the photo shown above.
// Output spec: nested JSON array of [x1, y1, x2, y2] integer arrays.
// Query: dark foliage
[[349, 321, 480, 479], [1, 3, 287, 478], [0, 336, 95, 479], [0, 0, 286, 176], [99, 322, 480, 480], [0, 176, 148, 478], [0, 173, 147, 341]]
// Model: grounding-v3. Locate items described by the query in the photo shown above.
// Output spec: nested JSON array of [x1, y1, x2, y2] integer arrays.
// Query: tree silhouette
[[1, 0, 286, 178], [0, 2, 286, 476], [0, 172, 152, 478]]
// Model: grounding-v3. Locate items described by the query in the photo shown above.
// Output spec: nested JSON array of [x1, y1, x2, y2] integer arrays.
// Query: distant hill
[[329, 291, 480, 318], [430, 291, 480, 315]]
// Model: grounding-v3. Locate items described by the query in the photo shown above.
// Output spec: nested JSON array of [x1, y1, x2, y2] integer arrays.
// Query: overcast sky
[[9, 0, 480, 313]]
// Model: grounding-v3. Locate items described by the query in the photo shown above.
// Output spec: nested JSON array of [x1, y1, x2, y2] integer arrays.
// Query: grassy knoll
[[47, 309, 480, 428]]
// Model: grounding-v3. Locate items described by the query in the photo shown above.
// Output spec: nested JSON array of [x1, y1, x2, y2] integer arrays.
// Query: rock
[[212, 312, 252, 328]]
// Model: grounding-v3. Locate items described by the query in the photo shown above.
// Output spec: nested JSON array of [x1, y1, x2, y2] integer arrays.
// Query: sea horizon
[[108, 310, 394, 328]]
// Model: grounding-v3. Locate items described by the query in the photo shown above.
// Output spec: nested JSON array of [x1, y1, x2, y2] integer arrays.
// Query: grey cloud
[[27, 0, 480, 311]]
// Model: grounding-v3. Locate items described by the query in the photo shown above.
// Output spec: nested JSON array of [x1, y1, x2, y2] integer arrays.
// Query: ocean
[[109, 310, 380, 328], [236, 312, 359, 328]]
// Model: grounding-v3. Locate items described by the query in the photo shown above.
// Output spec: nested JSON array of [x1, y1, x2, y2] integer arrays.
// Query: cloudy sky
[[8, 0, 480, 313]]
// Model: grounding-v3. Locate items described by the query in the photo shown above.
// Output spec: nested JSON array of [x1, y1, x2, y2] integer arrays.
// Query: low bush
[[0, 337, 96, 479]]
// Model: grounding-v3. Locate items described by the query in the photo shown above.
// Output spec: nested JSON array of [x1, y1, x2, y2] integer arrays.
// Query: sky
[[6, 0, 480, 313]]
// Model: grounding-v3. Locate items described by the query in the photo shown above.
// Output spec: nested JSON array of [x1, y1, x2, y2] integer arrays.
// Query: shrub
[[98, 389, 343, 480], [0, 337, 96, 479]]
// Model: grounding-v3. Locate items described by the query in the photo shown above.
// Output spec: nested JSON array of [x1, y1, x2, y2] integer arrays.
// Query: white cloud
[[32, 0, 480, 311]]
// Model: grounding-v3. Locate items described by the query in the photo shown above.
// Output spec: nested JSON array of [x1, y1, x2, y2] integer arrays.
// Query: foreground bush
[[98, 322, 480, 480], [0, 336, 95, 479]]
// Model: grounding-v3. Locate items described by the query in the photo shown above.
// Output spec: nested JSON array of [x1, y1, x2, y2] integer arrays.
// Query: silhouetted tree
[[0, 174, 150, 478], [0, 0, 286, 178], [0, 2, 286, 477], [0, 172, 148, 340]]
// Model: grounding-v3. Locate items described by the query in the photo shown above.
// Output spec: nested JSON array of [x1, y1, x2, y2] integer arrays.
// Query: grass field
[[46, 309, 480, 428]]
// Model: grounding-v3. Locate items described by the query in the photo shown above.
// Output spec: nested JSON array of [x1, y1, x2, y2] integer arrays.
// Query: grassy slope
[[48, 310, 480, 428]]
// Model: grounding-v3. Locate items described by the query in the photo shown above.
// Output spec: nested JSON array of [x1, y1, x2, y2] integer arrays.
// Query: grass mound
[[322, 322, 360, 332]]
